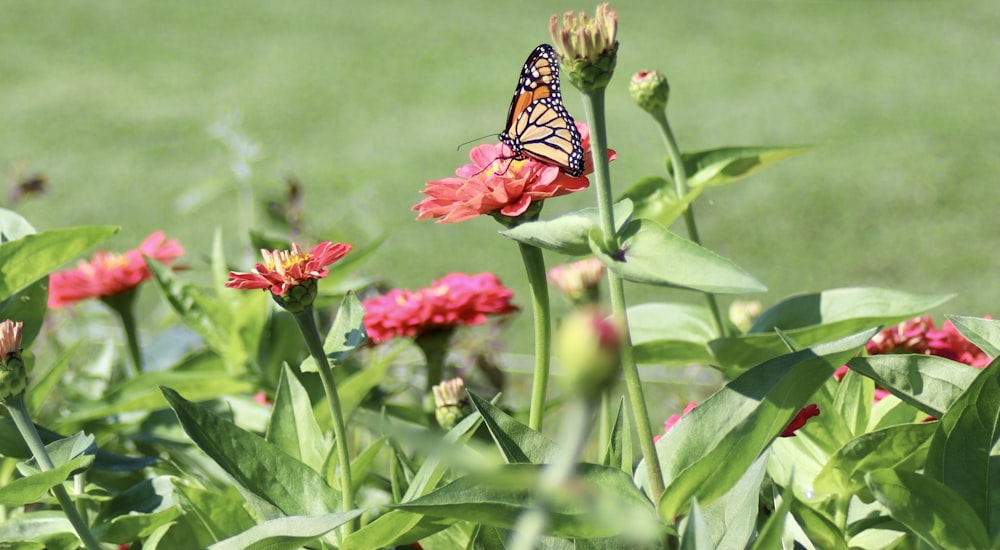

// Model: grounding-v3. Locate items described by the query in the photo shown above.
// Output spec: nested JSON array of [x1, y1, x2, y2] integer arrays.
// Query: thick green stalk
[[5, 395, 102, 550], [650, 109, 728, 338], [103, 289, 142, 376], [292, 309, 355, 536], [579, 87, 665, 501], [518, 242, 552, 432]]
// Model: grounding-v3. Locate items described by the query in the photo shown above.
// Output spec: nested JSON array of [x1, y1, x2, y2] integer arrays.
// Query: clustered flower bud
[[547, 257, 606, 305], [0, 320, 27, 402], [629, 70, 670, 114], [728, 300, 763, 333], [270, 277, 318, 314], [549, 3, 619, 92], [432, 378, 471, 430], [556, 307, 621, 398]]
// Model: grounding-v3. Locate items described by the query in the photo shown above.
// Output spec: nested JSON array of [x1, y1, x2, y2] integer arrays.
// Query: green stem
[[292, 309, 355, 536], [651, 109, 728, 338], [598, 390, 611, 462], [103, 289, 142, 376], [518, 242, 552, 433], [4, 395, 102, 550], [509, 398, 596, 550], [580, 88, 666, 502]]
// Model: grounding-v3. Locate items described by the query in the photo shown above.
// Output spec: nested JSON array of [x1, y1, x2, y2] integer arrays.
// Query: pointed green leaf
[[866, 469, 989, 550], [394, 464, 658, 540], [847, 354, 980, 419], [924, 359, 1000, 537], [602, 397, 633, 473], [832, 368, 873, 437], [629, 302, 718, 365], [0, 453, 94, 506], [499, 201, 634, 256], [814, 422, 936, 495], [468, 390, 558, 464], [173, 480, 256, 546], [0, 276, 47, 350], [667, 146, 812, 189], [788, 497, 849, 550], [0, 208, 37, 241], [945, 315, 1000, 359], [618, 176, 705, 229], [208, 510, 364, 550], [161, 386, 341, 516], [748, 483, 793, 550], [0, 510, 77, 549], [679, 499, 712, 550], [0, 225, 118, 297], [591, 219, 765, 294], [266, 364, 327, 470], [303, 293, 369, 374], [699, 453, 767, 550], [711, 287, 953, 370], [653, 329, 876, 520]]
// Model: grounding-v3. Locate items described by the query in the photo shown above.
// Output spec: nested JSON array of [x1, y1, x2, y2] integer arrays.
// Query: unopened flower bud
[[0, 320, 27, 402], [728, 300, 762, 333], [547, 257, 606, 304], [557, 308, 621, 397], [432, 378, 470, 430], [629, 70, 670, 114], [549, 4, 619, 92], [270, 278, 318, 313]]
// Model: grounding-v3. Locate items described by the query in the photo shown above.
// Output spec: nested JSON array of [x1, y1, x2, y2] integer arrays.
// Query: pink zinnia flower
[[414, 122, 615, 224], [48, 231, 185, 309], [547, 257, 605, 303], [225, 241, 352, 296], [362, 273, 518, 344]]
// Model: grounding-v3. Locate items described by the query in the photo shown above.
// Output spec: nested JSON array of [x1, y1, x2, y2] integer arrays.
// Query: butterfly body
[[499, 44, 585, 177]]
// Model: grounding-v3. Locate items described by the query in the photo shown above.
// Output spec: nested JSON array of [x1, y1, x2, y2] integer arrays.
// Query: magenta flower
[[362, 273, 518, 344], [225, 241, 352, 296]]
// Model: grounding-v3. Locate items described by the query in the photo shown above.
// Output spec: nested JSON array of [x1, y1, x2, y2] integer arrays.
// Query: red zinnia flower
[[225, 241, 352, 296], [414, 122, 615, 224], [362, 272, 518, 344], [48, 231, 185, 309]]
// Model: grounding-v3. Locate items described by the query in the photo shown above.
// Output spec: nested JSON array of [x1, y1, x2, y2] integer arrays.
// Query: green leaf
[[678, 499, 712, 550], [814, 422, 936, 496], [748, 482, 792, 550], [601, 397, 632, 473], [0, 276, 48, 350], [0, 225, 119, 297], [666, 146, 812, 189], [788, 497, 849, 550], [946, 315, 1000, 359], [0, 454, 94, 506], [0, 510, 77, 550], [26, 342, 77, 415], [711, 287, 953, 371], [468, 390, 558, 464], [266, 364, 327, 471], [96, 476, 182, 543], [0, 208, 37, 241], [16, 432, 96, 475], [618, 176, 705, 229], [699, 453, 767, 549], [629, 302, 718, 365], [61, 370, 254, 423], [346, 437, 386, 494], [301, 293, 369, 373], [173, 480, 256, 546], [394, 463, 658, 540], [924, 359, 1000, 537], [499, 201, 634, 256], [865, 469, 990, 550], [590, 218, 765, 294], [846, 354, 979, 418], [208, 511, 364, 550], [832, 368, 873, 437], [652, 328, 876, 520], [161, 386, 341, 516]]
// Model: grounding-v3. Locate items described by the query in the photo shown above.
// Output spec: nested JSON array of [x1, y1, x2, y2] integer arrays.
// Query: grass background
[[2, 1, 998, 370]]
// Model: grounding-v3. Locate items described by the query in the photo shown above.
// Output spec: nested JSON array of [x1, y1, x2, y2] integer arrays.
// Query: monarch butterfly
[[499, 44, 585, 177]]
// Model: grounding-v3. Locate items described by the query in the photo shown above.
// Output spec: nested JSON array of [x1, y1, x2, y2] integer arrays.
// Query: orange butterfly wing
[[499, 45, 584, 177]]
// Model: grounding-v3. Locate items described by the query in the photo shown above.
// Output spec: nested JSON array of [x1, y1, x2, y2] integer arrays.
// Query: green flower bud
[[432, 378, 470, 430], [629, 70, 670, 114], [549, 4, 619, 92], [270, 278, 318, 313], [0, 320, 27, 402], [556, 308, 621, 398]]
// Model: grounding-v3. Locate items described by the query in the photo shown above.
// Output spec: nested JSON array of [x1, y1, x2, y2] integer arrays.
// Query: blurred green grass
[[2, 1, 998, 358]]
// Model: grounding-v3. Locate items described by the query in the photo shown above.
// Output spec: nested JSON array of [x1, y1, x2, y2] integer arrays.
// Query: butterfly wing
[[499, 45, 585, 177]]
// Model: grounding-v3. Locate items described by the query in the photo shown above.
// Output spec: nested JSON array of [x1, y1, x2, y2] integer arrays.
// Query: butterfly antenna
[[455, 133, 499, 151]]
